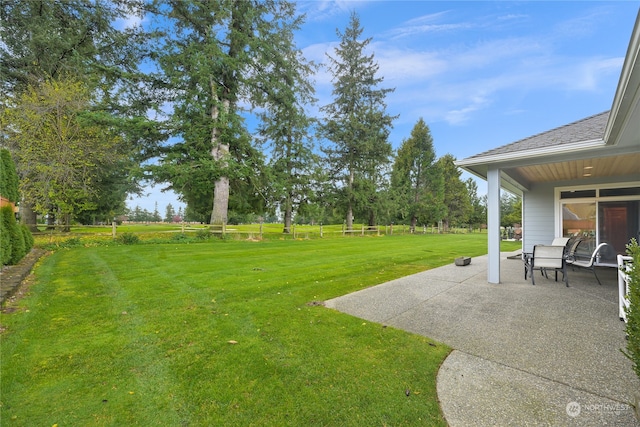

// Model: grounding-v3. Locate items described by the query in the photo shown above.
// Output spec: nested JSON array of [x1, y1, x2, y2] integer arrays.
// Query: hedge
[[624, 239, 640, 381], [0, 205, 32, 266]]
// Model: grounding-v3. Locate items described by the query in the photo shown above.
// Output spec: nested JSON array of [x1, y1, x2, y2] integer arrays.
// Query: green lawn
[[1, 234, 521, 426]]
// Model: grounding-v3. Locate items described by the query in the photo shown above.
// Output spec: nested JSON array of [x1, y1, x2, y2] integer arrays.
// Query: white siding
[[522, 183, 556, 253]]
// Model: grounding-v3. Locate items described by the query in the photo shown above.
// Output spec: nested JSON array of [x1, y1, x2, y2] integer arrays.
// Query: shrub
[[118, 232, 140, 245], [1, 205, 25, 265], [0, 208, 10, 265], [0, 149, 20, 203], [624, 239, 640, 380], [195, 228, 212, 240], [60, 237, 82, 248], [171, 233, 190, 242], [21, 224, 34, 253]]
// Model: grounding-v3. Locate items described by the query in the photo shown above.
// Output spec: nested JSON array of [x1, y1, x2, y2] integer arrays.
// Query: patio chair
[[523, 238, 571, 280], [529, 244, 568, 286], [565, 238, 583, 261], [551, 237, 571, 247], [566, 242, 611, 286]]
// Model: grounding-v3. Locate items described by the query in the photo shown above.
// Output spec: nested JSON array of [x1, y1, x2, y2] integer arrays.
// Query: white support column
[[487, 167, 501, 284]]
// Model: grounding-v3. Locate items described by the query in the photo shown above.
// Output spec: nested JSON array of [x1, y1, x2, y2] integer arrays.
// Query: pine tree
[[438, 154, 472, 230], [254, 9, 318, 234], [164, 203, 176, 223], [321, 12, 396, 230], [1, 0, 164, 228], [149, 0, 303, 226], [390, 118, 444, 232]]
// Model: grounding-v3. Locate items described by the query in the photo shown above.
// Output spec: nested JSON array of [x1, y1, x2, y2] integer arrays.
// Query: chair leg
[[592, 267, 602, 286]]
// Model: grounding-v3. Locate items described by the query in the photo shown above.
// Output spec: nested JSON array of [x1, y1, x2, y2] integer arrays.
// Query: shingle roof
[[465, 111, 610, 160]]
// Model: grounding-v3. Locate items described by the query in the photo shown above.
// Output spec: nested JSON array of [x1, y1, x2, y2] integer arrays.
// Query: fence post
[[361, 224, 364, 236], [320, 223, 323, 238], [112, 221, 117, 239], [390, 223, 393, 236]]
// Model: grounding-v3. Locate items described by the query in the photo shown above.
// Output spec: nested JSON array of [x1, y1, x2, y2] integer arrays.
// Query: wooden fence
[[27, 221, 485, 246]]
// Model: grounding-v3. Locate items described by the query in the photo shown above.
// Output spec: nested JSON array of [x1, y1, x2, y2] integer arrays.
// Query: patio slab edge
[[438, 350, 640, 427]]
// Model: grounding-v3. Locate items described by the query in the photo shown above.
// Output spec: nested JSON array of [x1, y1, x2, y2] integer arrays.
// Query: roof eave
[[455, 138, 605, 170], [604, 9, 640, 146]]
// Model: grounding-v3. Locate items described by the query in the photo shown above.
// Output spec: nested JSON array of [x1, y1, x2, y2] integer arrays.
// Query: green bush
[[118, 232, 140, 245], [21, 224, 34, 253], [624, 239, 640, 380], [59, 237, 82, 248], [0, 149, 20, 203], [171, 233, 190, 242], [1, 205, 25, 265], [0, 208, 10, 265], [195, 228, 212, 240]]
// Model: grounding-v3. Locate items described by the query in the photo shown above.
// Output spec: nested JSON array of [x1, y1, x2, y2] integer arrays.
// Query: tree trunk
[[283, 144, 293, 234], [410, 215, 417, 233], [61, 212, 71, 232], [346, 169, 354, 231], [46, 208, 55, 230], [209, 83, 230, 226], [368, 209, 375, 228], [283, 194, 292, 234], [346, 203, 353, 231], [211, 176, 229, 225], [20, 201, 38, 232]]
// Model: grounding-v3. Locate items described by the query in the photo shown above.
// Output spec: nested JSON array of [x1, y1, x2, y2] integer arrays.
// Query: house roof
[[456, 9, 640, 194], [463, 111, 610, 161]]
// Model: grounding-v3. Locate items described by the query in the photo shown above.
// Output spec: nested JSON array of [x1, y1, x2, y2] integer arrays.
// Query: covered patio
[[456, 10, 640, 285], [326, 252, 640, 426]]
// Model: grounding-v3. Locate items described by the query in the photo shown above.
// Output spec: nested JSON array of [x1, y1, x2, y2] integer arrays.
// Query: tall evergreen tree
[[254, 10, 318, 234], [390, 118, 444, 232], [320, 12, 396, 230], [149, 0, 302, 225], [437, 154, 472, 230], [465, 178, 486, 230], [164, 203, 176, 223], [1, 0, 164, 228]]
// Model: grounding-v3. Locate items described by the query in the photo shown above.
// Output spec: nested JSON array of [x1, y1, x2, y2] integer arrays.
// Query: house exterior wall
[[522, 183, 556, 253], [522, 174, 640, 253]]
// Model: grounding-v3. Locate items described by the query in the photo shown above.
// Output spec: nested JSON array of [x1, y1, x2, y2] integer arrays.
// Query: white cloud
[[114, 10, 144, 30], [299, 2, 628, 130], [300, 0, 371, 22]]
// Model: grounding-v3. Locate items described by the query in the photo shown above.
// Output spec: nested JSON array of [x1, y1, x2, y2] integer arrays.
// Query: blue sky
[[128, 1, 639, 213]]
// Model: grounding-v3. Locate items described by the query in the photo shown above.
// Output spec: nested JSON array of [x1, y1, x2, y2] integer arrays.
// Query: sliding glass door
[[559, 183, 640, 264]]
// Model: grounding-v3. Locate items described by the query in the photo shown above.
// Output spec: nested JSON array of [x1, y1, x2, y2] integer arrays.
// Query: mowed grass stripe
[[1, 234, 519, 426]]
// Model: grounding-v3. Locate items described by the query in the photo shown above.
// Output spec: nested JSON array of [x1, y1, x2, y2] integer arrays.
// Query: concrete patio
[[325, 251, 640, 426]]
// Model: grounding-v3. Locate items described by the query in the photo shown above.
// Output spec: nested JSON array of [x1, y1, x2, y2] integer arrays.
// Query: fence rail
[[27, 222, 486, 247]]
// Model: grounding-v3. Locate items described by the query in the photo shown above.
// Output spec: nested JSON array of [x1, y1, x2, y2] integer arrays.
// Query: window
[[558, 183, 640, 262]]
